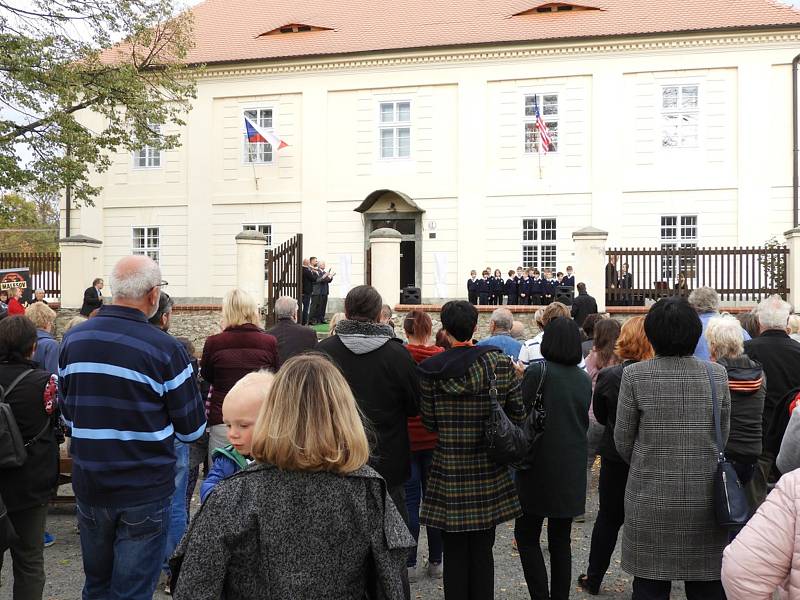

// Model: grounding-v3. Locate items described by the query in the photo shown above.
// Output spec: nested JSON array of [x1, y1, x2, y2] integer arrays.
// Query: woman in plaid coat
[[614, 297, 731, 599], [417, 301, 526, 600]]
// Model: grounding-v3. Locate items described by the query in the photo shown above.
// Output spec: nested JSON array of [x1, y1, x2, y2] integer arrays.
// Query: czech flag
[[244, 116, 288, 150]]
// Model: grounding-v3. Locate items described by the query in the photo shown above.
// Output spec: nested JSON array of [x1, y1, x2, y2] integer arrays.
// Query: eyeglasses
[[147, 280, 169, 293]]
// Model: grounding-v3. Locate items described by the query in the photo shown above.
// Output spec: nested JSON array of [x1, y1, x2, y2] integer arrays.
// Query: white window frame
[[377, 100, 412, 160], [131, 226, 160, 263], [133, 124, 162, 169], [523, 93, 559, 154], [660, 84, 700, 150], [242, 107, 276, 165], [242, 223, 273, 249], [521, 217, 557, 271], [660, 215, 698, 278]]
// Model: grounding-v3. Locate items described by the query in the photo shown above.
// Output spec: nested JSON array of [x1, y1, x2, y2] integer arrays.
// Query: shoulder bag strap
[[0, 369, 33, 404], [704, 362, 724, 463], [534, 360, 547, 401]]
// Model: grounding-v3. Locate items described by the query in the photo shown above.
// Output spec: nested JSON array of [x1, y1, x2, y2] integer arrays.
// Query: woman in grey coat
[[171, 353, 414, 600], [614, 297, 731, 600]]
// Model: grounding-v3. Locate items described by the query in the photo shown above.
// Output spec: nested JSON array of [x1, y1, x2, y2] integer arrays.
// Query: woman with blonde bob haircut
[[251, 353, 369, 473], [173, 353, 414, 600], [201, 288, 278, 462]]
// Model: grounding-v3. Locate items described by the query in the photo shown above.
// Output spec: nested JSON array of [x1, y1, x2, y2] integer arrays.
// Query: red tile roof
[[179, 0, 800, 66]]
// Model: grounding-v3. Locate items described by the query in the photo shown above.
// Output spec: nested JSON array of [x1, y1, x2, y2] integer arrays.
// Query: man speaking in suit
[[80, 277, 104, 316]]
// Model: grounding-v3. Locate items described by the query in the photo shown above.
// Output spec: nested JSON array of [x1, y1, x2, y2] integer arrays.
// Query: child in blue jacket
[[200, 370, 274, 502]]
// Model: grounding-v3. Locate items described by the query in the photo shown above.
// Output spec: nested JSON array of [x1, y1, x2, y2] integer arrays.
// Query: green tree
[[0, 191, 57, 252], [0, 0, 197, 206]]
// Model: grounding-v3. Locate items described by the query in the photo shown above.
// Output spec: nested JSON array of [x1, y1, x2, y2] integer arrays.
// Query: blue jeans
[[163, 439, 189, 574], [404, 448, 443, 567], [77, 496, 170, 600]]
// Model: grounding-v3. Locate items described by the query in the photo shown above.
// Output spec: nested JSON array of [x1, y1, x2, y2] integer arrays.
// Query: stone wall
[[54, 308, 224, 355]]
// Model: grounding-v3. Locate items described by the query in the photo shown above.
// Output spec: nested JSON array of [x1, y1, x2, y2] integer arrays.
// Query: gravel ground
[[1, 466, 690, 600]]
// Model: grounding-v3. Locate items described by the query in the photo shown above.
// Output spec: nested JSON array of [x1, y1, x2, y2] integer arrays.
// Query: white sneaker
[[407, 565, 419, 583]]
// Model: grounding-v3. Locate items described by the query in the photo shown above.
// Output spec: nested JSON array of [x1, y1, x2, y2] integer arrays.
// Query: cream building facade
[[64, 1, 800, 303]]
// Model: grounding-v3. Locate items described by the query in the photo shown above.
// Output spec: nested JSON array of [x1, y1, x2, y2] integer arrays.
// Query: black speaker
[[400, 286, 421, 305], [555, 286, 574, 305]]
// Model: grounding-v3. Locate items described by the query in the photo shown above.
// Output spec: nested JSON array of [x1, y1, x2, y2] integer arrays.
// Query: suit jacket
[[614, 356, 730, 580], [267, 318, 318, 367], [618, 272, 633, 289], [80, 286, 103, 316], [562, 275, 575, 288], [570, 292, 598, 328], [302, 267, 316, 295]]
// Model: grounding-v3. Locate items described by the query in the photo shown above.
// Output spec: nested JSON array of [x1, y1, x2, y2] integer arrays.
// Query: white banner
[[434, 253, 449, 298], [337, 254, 352, 296]]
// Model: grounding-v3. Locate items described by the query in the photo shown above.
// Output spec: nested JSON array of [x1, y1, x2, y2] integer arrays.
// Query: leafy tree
[[0, 0, 198, 206], [0, 191, 57, 252]]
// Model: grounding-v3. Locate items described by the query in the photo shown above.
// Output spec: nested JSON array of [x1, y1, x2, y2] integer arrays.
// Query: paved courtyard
[[1, 467, 691, 600]]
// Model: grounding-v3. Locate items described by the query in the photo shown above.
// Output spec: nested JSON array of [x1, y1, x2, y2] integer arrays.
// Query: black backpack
[[0, 369, 49, 470]]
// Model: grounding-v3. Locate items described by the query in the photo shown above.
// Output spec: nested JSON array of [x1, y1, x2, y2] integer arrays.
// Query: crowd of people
[[6, 255, 800, 599]]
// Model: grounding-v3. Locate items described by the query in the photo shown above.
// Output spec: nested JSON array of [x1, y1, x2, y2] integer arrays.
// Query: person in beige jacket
[[722, 468, 800, 599]]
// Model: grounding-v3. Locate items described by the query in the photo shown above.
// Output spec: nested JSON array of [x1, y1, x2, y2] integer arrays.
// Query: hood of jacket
[[417, 346, 498, 396], [334, 319, 394, 355], [718, 355, 764, 396]]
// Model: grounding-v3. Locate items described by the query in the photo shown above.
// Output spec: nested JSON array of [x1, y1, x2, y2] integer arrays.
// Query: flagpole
[[538, 144, 543, 180]]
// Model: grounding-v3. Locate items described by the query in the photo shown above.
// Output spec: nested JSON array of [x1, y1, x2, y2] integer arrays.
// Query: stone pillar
[[369, 228, 402, 307], [785, 227, 800, 310], [235, 230, 267, 307], [59, 235, 103, 308], [572, 227, 609, 312]]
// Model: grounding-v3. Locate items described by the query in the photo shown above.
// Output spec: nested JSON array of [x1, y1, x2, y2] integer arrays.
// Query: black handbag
[[484, 358, 547, 466], [706, 363, 750, 527]]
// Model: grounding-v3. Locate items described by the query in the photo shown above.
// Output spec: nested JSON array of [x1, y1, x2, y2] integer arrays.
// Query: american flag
[[533, 96, 553, 154]]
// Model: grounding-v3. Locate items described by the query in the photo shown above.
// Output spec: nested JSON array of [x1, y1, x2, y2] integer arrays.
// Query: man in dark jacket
[[301, 258, 316, 325], [79, 277, 104, 316], [318, 285, 419, 599], [571, 282, 598, 328], [267, 296, 318, 366], [744, 294, 800, 505]]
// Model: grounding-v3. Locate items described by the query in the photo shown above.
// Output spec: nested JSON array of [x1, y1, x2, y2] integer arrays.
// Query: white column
[[235, 230, 267, 307], [59, 235, 103, 308], [572, 226, 609, 311], [370, 228, 402, 307], [785, 227, 800, 310]]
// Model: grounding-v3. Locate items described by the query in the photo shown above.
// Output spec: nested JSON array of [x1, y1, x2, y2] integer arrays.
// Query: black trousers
[[507, 294, 518, 305], [309, 294, 321, 323], [301, 293, 312, 325], [478, 293, 489, 305], [468, 292, 478, 305], [0, 504, 47, 600], [585, 458, 629, 589], [316, 294, 329, 323], [515, 514, 573, 600], [632, 577, 724, 600], [441, 528, 496, 600], [529, 294, 542, 306]]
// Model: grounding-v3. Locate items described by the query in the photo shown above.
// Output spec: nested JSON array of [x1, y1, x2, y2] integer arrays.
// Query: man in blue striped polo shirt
[[60, 255, 206, 600]]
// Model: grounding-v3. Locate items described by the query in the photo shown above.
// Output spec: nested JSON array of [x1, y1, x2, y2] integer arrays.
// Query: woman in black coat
[[0, 316, 60, 599], [578, 316, 654, 595], [515, 318, 592, 600]]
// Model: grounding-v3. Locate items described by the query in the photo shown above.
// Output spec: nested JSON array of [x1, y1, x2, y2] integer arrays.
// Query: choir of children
[[466, 266, 574, 306]]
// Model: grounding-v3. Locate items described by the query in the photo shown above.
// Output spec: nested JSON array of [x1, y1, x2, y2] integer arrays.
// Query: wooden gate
[[0, 252, 61, 297], [265, 234, 303, 326]]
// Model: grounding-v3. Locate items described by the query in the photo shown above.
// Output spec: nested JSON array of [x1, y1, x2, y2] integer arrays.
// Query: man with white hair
[[744, 294, 800, 506], [476, 307, 522, 359], [59, 255, 206, 600], [689, 286, 750, 361], [266, 295, 318, 366]]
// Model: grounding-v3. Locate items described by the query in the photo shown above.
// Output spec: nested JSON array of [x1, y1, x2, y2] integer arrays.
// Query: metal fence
[[0, 252, 61, 297], [605, 245, 789, 305]]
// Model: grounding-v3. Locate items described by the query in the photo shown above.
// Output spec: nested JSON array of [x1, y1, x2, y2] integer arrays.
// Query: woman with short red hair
[[578, 316, 654, 595], [7, 287, 25, 316], [403, 310, 444, 581]]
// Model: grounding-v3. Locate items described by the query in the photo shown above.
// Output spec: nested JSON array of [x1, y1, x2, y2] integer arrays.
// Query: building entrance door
[[369, 218, 417, 288]]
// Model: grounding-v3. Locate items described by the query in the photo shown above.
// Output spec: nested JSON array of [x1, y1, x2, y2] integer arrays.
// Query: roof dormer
[[512, 1, 602, 16], [259, 23, 332, 36]]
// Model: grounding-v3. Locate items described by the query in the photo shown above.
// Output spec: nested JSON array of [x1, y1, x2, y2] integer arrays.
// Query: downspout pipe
[[794, 52, 800, 227]]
